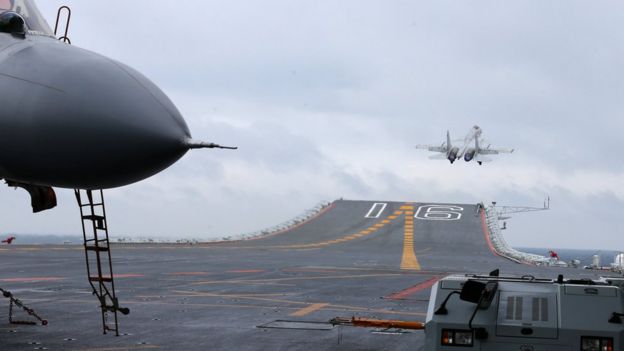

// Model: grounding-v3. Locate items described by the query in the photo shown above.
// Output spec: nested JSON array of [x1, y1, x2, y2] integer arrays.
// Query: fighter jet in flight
[[415, 125, 513, 165]]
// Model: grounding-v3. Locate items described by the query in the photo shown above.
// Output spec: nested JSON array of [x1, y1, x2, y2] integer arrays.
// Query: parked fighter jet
[[0, 0, 236, 212], [415, 125, 513, 165], [0, 0, 236, 334]]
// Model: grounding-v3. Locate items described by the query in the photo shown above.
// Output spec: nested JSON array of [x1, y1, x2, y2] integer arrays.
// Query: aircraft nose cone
[[0, 41, 192, 188]]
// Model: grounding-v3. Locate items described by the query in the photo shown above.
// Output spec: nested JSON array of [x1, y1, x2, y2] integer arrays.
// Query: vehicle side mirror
[[0, 11, 26, 38], [462, 280, 498, 340], [460, 280, 486, 303], [434, 280, 498, 316], [460, 280, 498, 309]]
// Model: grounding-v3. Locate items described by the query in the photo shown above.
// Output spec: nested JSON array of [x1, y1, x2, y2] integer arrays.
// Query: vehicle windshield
[[0, 0, 53, 35]]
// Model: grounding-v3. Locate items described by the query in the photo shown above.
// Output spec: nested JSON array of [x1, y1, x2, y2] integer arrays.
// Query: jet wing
[[415, 145, 447, 153], [478, 147, 514, 155], [474, 154, 492, 163], [428, 153, 448, 160]]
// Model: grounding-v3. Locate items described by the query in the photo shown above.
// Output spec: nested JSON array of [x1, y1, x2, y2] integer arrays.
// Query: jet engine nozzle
[[447, 147, 459, 163], [464, 149, 476, 162]]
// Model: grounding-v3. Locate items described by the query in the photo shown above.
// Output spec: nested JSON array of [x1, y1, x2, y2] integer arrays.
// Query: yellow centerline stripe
[[400, 205, 421, 270]]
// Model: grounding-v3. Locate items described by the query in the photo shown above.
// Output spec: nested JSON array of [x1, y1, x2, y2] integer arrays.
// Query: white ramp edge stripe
[[483, 204, 546, 264]]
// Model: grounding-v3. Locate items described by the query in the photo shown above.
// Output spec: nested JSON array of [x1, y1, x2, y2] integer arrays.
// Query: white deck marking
[[364, 203, 387, 218], [415, 205, 464, 221]]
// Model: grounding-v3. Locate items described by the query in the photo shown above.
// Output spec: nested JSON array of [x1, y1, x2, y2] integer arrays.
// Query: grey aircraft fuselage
[[458, 125, 482, 162], [0, 5, 220, 192]]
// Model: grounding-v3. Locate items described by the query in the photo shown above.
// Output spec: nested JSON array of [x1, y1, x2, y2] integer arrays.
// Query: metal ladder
[[74, 189, 129, 336]]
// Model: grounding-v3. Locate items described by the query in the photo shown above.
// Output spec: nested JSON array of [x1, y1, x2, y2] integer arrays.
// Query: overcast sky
[[2, 1, 623, 249]]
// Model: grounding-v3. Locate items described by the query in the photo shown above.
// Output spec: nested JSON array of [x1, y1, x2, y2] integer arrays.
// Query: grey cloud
[[17, 1, 624, 249]]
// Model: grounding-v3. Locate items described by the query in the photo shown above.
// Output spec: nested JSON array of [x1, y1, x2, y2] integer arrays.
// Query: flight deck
[[0, 200, 600, 350]]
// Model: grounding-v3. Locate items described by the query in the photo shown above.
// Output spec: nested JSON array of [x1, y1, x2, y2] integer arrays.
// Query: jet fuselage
[[0, 7, 193, 189], [457, 125, 482, 160]]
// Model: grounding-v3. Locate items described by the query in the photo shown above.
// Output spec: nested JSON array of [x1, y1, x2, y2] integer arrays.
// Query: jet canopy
[[0, 0, 52, 35]]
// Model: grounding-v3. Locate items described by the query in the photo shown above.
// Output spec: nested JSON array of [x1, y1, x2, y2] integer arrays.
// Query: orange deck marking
[[289, 303, 329, 317], [262, 207, 407, 250], [227, 269, 265, 273], [114, 274, 145, 278], [0, 277, 66, 282], [165, 272, 211, 276], [78, 345, 161, 351], [386, 276, 443, 300], [169, 290, 426, 317], [191, 273, 403, 286]]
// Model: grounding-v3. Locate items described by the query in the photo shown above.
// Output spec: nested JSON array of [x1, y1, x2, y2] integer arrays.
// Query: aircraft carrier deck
[[0, 200, 601, 350]]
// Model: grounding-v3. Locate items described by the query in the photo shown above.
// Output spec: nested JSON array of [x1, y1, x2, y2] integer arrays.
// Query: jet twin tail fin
[[415, 130, 452, 155]]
